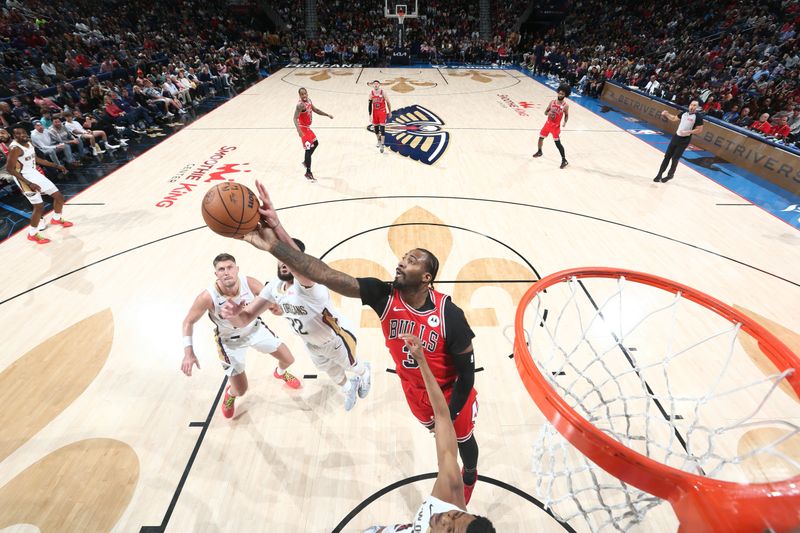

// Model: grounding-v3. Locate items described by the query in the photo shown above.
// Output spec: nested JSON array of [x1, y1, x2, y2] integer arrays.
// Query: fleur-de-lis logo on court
[[327, 206, 533, 328], [448, 70, 505, 83], [295, 69, 354, 82], [379, 77, 437, 93]]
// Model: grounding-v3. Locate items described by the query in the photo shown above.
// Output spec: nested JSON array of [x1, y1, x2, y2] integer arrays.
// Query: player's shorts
[[13, 169, 58, 205], [300, 127, 317, 149], [214, 319, 282, 376], [401, 381, 478, 443], [304, 331, 357, 383], [372, 110, 387, 126], [539, 120, 561, 140]]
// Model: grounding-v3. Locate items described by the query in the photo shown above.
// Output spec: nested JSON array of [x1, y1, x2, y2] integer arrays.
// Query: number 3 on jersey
[[400, 325, 439, 368]]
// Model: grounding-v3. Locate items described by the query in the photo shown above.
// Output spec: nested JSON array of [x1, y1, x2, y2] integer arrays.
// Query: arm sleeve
[[368, 99, 372, 114], [443, 299, 476, 420], [448, 349, 475, 420], [357, 277, 392, 315]]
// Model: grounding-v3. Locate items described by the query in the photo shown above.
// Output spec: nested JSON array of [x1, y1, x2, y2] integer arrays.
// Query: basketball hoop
[[396, 4, 406, 25], [514, 268, 800, 532]]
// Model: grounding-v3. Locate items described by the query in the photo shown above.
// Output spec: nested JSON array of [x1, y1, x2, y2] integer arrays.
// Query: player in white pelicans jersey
[[364, 335, 494, 533], [181, 253, 302, 419], [223, 238, 372, 411], [5, 126, 70, 244]]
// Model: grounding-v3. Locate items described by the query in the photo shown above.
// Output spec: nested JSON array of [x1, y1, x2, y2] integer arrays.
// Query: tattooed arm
[[241, 180, 360, 298]]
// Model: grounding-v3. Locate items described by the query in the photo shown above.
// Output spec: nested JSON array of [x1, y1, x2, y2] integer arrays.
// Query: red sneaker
[[462, 467, 477, 505], [274, 368, 302, 389], [50, 218, 73, 228], [220, 386, 236, 418], [27, 233, 51, 244]]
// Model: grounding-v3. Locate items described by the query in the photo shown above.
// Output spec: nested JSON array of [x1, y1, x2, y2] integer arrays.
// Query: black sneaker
[[653, 176, 662, 182], [660, 175, 673, 183], [560, 159, 569, 169], [304, 170, 316, 182], [532, 151, 543, 158]]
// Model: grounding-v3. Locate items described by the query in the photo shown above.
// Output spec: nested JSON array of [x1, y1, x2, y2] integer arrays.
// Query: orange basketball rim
[[514, 267, 800, 533]]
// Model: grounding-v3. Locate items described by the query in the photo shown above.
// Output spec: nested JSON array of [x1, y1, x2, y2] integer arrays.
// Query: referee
[[654, 100, 704, 183]]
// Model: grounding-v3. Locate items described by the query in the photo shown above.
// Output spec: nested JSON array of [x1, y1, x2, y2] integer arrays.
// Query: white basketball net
[[520, 275, 800, 532]]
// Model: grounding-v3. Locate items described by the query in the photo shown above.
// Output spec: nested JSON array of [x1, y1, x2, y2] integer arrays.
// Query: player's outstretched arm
[[242, 181, 359, 298], [181, 292, 211, 376], [400, 334, 465, 508], [312, 104, 333, 119], [221, 294, 272, 327]]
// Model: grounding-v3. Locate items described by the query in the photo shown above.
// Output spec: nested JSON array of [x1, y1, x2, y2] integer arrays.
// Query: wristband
[[183, 335, 193, 347]]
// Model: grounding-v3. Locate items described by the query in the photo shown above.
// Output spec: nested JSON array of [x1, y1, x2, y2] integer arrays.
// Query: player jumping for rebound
[[368, 80, 392, 153], [294, 87, 333, 182], [532, 84, 570, 169]]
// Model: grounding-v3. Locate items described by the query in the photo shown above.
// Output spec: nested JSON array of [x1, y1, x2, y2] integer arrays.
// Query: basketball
[[201, 182, 260, 238]]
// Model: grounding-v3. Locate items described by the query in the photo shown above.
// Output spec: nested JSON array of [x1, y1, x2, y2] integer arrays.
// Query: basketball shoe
[[27, 232, 50, 244], [344, 375, 360, 411], [304, 170, 316, 182], [50, 217, 73, 228], [357, 361, 372, 399], [221, 386, 236, 418], [274, 368, 302, 389]]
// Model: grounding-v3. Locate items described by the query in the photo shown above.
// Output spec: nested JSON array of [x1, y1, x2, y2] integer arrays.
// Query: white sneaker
[[105, 142, 120, 149], [376, 141, 381, 148], [118, 139, 129, 146], [165, 112, 175, 118], [344, 376, 360, 411], [380, 145, 384, 154], [357, 361, 371, 399], [37, 219, 47, 231]]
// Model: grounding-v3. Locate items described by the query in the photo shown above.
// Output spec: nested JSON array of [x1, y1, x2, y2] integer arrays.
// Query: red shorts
[[539, 120, 561, 140], [372, 110, 387, 126], [402, 381, 478, 442], [300, 127, 317, 149]]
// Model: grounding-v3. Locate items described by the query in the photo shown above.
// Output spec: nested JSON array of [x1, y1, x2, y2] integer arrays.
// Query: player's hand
[[220, 299, 244, 319], [328, 114, 334, 119], [399, 333, 426, 365], [29, 182, 42, 192], [253, 179, 282, 229], [57, 165, 67, 174], [267, 302, 283, 316], [241, 223, 278, 251], [181, 351, 200, 376]]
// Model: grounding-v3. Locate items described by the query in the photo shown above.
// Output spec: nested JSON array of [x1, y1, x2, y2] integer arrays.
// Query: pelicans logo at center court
[[368, 105, 449, 165]]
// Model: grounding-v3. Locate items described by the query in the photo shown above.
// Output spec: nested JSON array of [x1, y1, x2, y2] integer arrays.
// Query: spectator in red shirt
[[770, 115, 791, 139], [749, 113, 773, 135]]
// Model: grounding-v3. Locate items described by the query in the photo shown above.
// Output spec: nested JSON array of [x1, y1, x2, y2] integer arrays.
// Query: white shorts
[[214, 319, 282, 376], [305, 332, 357, 383], [13, 169, 58, 205]]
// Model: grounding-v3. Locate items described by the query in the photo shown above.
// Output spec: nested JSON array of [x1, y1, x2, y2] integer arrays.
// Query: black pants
[[657, 134, 691, 178]]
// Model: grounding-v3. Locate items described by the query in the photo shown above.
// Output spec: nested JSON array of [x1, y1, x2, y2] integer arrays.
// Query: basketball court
[[1, 66, 798, 532]]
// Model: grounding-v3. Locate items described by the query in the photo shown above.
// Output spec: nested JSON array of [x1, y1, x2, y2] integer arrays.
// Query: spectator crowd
[[521, 0, 800, 144]]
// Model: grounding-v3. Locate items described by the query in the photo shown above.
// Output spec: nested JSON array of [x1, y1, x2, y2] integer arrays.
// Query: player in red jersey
[[294, 87, 333, 182], [238, 180, 482, 505], [368, 80, 392, 153], [532, 84, 570, 169]]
